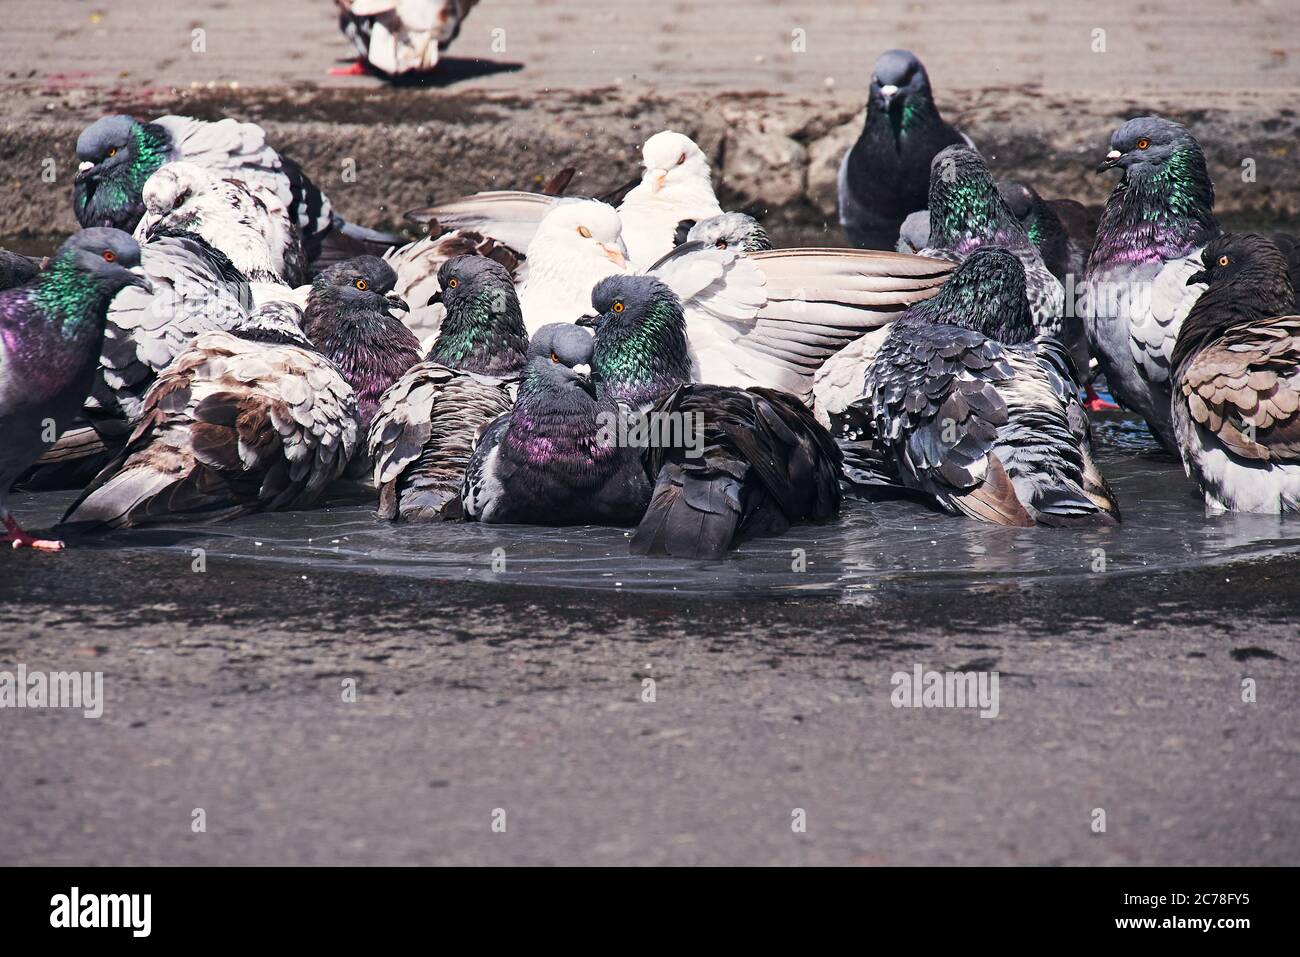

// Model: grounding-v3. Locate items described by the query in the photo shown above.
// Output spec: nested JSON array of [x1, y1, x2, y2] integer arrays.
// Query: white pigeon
[[400, 129, 722, 271], [517, 200, 629, 333], [337, 0, 479, 75], [133, 162, 308, 287], [616, 130, 723, 269]]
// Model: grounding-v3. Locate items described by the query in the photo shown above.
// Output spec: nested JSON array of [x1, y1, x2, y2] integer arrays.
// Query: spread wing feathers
[[368, 361, 517, 522], [61, 331, 358, 529], [630, 384, 842, 559], [867, 324, 1117, 527], [403, 191, 559, 252], [1132, 249, 1206, 387], [651, 245, 951, 404], [812, 324, 893, 429], [1180, 315, 1300, 463]]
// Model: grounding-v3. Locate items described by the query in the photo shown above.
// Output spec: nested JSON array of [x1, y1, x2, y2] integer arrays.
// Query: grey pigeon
[[839, 49, 970, 251], [856, 247, 1118, 527], [1, 229, 150, 549], [1082, 116, 1220, 452], [1171, 234, 1300, 512], [0, 248, 42, 292], [73, 113, 397, 264]]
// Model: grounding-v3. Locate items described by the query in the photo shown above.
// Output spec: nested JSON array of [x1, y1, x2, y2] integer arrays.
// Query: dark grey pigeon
[[0, 248, 42, 291], [459, 353, 650, 527], [580, 275, 843, 559], [1171, 234, 1300, 512], [1, 228, 150, 549], [856, 247, 1118, 527], [839, 49, 970, 251]]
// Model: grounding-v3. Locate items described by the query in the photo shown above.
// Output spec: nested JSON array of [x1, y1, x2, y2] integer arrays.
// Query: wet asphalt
[[2, 526, 1297, 865]]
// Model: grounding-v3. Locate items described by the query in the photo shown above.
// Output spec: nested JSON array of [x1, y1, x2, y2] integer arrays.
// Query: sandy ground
[[4, 0, 1298, 93]]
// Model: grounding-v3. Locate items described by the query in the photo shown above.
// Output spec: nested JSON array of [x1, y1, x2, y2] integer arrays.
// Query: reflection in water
[[12, 411, 1300, 598]]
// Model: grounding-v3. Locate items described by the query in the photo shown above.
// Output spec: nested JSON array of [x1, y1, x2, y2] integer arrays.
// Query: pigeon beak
[[1095, 149, 1123, 173], [572, 363, 592, 377], [879, 83, 899, 105], [575, 312, 599, 328], [649, 169, 668, 194], [127, 269, 154, 293], [1186, 269, 1209, 287], [385, 293, 410, 314], [601, 243, 627, 267], [428, 290, 443, 306], [74, 161, 96, 183], [572, 368, 597, 399]]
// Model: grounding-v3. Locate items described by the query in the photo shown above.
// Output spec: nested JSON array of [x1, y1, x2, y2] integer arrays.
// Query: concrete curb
[[3, 85, 1297, 239]]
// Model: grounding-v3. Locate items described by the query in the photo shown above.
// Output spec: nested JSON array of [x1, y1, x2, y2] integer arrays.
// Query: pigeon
[[517, 200, 630, 332], [335, 0, 479, 76], [300, 257, 421, 444], [460, 355, 650, 527], [19, 233, 255, 490], [368, 255, 533, 522], [404, 129, 722, 270], [1, 229, 150, 549], [856, 247, 1119, 527], [0, 249, 42, 291], [997, 181, 1090, 284], [615, 130, 724, 268], [133, 162, 308, 287], [581, 275, 843, 558], [685, 212, 773, 253], [920, 147, 1070, 350], [1082, 116, 1220, 452], [61, 301, 359, 530], [1170, 234, 1300, 512], [839, 49, 970, 251], [73, 113, 396, 262]]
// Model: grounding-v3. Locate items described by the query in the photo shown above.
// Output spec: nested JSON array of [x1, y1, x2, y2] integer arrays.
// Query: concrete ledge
[[3, 85, 1298, 240]]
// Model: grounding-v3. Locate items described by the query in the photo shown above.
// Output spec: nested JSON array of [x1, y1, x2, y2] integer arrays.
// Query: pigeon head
[[519, 352, 598, 403], [426, 255, 529, 375], [533, 200, 628, 270], [23, 229, 150, 348], [1173, 234, 1295, 372], [910, 246, 1036, 345], [304, 256, 420, 430], [996, 181, 1038, 221], [637, 130, 712, 197], [1096, 116, 1205, 178], [926, 147, 1024, 252], [55, 228, 151, 293], [72, 115, 171, 232], [528, 323, 594, 372], [687, 213, 773, 253], [578, 274, 692, 408], [867, 50, 937, 137], [998, 181, 1068, 272]]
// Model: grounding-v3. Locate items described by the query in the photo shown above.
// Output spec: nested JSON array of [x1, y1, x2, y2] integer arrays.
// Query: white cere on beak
[[880, 84, 899, 97], [572, 363, 591, 377], [78, 161, 94, 172], [1106, 149, 1122, 161]]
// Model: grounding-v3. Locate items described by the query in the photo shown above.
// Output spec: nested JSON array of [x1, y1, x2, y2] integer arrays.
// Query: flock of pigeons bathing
[[3, 48, 1300, 559]]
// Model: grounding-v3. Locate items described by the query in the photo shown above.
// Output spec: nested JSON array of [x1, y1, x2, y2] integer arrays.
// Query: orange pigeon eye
[[577, 226, 593, 239], [1136, 138, 1150, 150], [1218, 255, 1230, 267], [355, 278, 368, 291], [107, 147, 118, 158], [550, 351, 560, 363], [102, 250, 116, 263], [447, 277, 458, 288], [612, 301, 624, 313]]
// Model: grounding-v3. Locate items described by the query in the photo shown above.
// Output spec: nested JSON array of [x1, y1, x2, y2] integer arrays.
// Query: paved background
[[3, 0, 1297, 93]]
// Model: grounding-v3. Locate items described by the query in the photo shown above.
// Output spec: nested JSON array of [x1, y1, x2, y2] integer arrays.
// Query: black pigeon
[[857, 247, 1119, 527], [997, 181, 1090, 283], [1, 229, 150, 549], [581, 275, 843, 559], [1171, 234, 1300, 512], [73, 113, 398, 264], [838, 49, 970, 251], [1082, 116, 1220, 452]]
